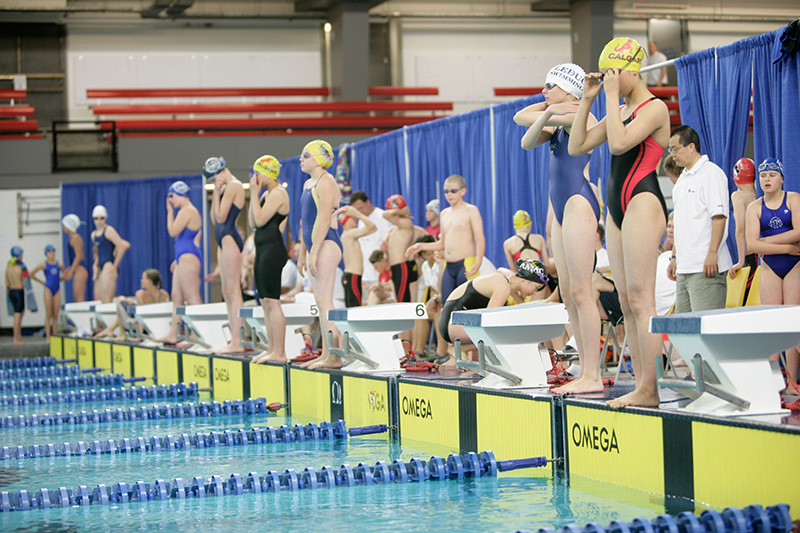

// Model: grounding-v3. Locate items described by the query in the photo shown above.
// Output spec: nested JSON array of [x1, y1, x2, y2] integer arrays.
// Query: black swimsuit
[[254, 198, 287, 300], [439, 280, 494, 344]]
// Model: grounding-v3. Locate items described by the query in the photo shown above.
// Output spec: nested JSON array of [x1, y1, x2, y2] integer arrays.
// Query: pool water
[[0, 412, 668, 532]]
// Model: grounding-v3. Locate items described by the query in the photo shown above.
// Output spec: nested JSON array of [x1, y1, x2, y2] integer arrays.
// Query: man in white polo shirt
[[349, 190, 392, 289], [666, 125, 732, 312]]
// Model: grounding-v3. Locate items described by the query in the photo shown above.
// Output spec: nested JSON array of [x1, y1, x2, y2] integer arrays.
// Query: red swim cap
[[336, 210, 352, 226], [733, 158, 755, 184], [385, 194, 407, 210]]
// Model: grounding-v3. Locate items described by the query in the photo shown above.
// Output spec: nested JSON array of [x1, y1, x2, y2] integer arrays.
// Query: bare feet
[[606, 388, 660, 409], [252, 351, 287, 364], [154, 336, 179, 345], [306, 354, 343, 370], [215, 343, 248, 355], [13, 339, 26, 346], [555, 376, 605, 395]]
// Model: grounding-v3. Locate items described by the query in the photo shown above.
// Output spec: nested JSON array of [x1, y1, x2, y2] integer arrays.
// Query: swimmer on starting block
[[91, 205, 131, 304], [440, 259, 549, 358], [155, 181, 204, 345], [565, 38, 671, 408], [61, 214, 89, 302], [30, 245, 64, 343], [248, 155, 291, 364], [297, 140, 344, 369], [205, 156, 247, 354], [514, 63, 604, 395]]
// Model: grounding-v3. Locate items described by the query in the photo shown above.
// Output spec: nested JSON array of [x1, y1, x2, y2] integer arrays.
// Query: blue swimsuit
[[759, 193, 800, 279], [44, 261, 61, 296], [175, 226, 203, 264], [300, 183, 342, 252], [67, 239, 88, 270], [92, 227, 116, 268], [214, 201, 244, 252], [549, 126, 599, 225]]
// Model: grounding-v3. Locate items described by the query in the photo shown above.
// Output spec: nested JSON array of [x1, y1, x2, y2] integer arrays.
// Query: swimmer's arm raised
[[605, 98, 669, 155], [167, 202, 191, 238], [216, 179, 242, 223]]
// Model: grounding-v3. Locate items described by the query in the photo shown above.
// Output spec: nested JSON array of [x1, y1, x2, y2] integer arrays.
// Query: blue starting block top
[[239, 308, 258, 318], [650, 305, 799, 335]]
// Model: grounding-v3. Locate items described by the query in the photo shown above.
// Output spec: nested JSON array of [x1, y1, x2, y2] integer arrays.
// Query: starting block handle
[[693, 354, 750, 410], [328, 331, 379, 369], [656, 353, 751, 410]]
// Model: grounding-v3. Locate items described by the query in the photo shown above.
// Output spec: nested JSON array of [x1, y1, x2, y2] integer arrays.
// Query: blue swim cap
[[44, 245, 55, 254], [169, 181, 190, 197], [10, 246, 23, 258], [758, 158, 784, 177], [203, 156, 226, 181]]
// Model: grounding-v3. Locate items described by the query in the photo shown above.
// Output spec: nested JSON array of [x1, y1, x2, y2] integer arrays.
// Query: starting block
[[328, 303, 427, 372], [239, 303, 318, 359], [651, 306, 800, 417], [131, 302, 174, 340], [176, 303, 230, 353], [90, 303, 117, 333], [63, 301, 102, 337], [451, 302, 570, 388]]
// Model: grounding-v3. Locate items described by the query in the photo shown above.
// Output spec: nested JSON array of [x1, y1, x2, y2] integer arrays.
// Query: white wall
[[0, 188, 61, 330], [66, 25, 324, 121]]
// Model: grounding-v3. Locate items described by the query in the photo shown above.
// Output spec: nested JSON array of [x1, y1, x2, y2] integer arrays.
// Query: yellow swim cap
[[513, 210, 531, 229], [252, 155, 281, 180], [598, 38, 644, 72], [304, 139, 334, 169]]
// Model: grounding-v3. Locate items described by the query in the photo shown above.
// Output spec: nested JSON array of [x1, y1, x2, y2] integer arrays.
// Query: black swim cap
[[516, 259, 549, 287]]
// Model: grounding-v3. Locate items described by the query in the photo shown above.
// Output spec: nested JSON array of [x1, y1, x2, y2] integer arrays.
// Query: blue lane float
[[0, 420, 387, 461], [520, 504, 793, 533], [0, 396, 269, 430], [1, 373, 145, 392], [0, 382, 198, 409], [0, 448, 538, 512], [0, 357, 61, 370], [0, 364, 82, 380]]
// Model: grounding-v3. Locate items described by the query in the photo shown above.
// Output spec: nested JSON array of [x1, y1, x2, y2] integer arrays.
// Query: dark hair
[[369, 250, 385, 263], [415, 235, 436, 244], [143, 269, 162, 289], [670, 125, 701, 154], [596, 223, 605, 242], [350, 190, 369, 204], [663, 154, 684, 177]]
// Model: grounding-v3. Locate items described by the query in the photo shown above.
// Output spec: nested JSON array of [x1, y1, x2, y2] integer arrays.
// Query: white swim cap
[[545, 63, 585, 99], [92, 205, 108, 219], [62, 214, 81, 232]]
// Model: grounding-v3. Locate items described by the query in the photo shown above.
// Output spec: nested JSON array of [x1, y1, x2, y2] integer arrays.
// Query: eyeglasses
[[443, 187, 463, 195], [167, 193, 175, 198], [93, 216, 105, 220], [543, 82, 557, 90], [300, 152, 313, 159], [667, 144, 684, 155], [758, 161, 783, 172]]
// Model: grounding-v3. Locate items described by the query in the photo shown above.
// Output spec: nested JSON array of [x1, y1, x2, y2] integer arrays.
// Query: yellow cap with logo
[[304, 139, 334, 169], [252, 155, 281, 180], [598, 38, 644, 72]]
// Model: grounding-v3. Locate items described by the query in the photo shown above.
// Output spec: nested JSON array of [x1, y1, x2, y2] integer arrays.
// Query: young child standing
[[31, 245, 64, 343], [406, 174, 485, 304]]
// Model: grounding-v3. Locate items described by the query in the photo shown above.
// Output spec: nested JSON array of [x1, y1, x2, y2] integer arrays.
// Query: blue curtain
[[752, 28, 800, 193], [676, 42, 754, 259], [675, 49, 719, 158], [350, 129, 408, 214], [61, 174, 205, 302], [404, 109, 496, 263], [492, 94, 550, 262]]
